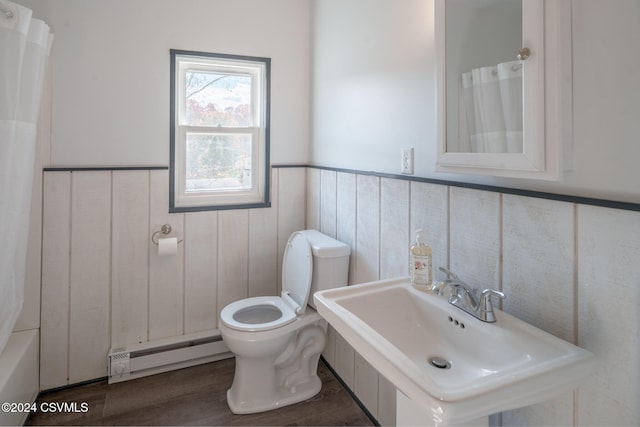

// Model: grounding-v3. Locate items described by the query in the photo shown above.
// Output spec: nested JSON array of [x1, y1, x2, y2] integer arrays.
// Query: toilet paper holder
[[151, 224, 183, 245]]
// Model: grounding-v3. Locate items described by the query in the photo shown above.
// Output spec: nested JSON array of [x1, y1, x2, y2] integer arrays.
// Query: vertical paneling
[[320, 170, 337, 238], [339, 173, 384, 421], [270, 169, 282, 293], [249, 204, 278, 298], [306, 168, 321, 230], [41, 172, 71, 389], [334, 333, 355, 390], [449, 187, 501, 290], [502, 195, 575, 339], [501, 400, 572, 427], [68, 171, 111, 383], [501, 195, 575, 426], [322, 325, 337, 366], [355, 175, 380, 284], [336, 172, 357, 285], [380, 178, 409, 279], [278, 167, 306, 240], [111, 171, 149, 347], [217, 210, 249, 311], [38, 167, 639, 426], [277, 168, 306, 288], [577, 205, 640, 426], [148, 170, 184, 340], [40, 167, 297, 389], [377, 374, 397, 427], [327, 173, 356, 368], [184, 211, 218, 333], [354, 353, 379, 419], [410, 182, 449, 280]]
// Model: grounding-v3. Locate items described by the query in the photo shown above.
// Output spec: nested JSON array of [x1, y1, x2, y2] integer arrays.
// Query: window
[[170, 50, 270, 211]]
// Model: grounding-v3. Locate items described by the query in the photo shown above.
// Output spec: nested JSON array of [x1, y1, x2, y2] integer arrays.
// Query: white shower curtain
[[0, 0, 52, 354], [461, 60, 523, 153]]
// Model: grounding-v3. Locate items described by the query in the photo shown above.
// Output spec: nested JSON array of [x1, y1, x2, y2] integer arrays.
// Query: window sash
[[174, 126, 265, 208], [177, 58, 264, 128]]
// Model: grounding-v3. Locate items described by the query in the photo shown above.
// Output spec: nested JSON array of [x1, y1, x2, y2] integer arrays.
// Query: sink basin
[[314, 277, 596, 425]]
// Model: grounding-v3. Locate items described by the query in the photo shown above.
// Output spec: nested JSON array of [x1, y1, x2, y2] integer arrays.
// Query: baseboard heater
[[108, 330, 233, 383]]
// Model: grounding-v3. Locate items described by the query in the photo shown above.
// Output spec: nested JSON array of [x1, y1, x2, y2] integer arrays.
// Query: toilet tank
[[299, 230, 350, 309]]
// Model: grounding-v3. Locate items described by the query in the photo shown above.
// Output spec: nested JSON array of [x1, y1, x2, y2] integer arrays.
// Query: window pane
[[186, 133, 252, 192], [185, 70, 252, 127]]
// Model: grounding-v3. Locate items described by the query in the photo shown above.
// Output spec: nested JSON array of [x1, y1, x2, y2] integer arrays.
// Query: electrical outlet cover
[[401, 148, 414, 174]]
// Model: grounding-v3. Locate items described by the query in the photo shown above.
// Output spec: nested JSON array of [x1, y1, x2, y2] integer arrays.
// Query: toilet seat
[[221, 231, 314, 332], [221, 296, 297, 332]]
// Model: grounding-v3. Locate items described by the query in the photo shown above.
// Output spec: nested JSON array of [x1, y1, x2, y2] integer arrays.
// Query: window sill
[[169, 201, 271, 213]]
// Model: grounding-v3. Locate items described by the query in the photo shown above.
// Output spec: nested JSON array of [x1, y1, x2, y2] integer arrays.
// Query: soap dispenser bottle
[[410, 229, 433, 289]]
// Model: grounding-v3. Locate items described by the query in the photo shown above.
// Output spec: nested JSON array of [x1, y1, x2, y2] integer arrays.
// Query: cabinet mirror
[[435, 0, 570, 180]]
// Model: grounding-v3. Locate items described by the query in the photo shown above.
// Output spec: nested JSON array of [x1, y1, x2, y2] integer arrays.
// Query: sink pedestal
[[397, 391, 488, 427]]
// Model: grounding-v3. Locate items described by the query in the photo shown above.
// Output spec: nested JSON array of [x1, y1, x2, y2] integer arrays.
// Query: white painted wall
[[17, 0, 311, 167], [19, 0, 638, 198], [311, 0, 436, 180], [311, 0, 640, 204]]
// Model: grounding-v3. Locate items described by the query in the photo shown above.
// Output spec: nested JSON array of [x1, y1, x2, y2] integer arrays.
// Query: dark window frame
[[169, 49, 271, 213]]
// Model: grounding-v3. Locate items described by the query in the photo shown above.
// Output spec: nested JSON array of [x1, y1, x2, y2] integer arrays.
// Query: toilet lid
[[282, 231, 313, 314]]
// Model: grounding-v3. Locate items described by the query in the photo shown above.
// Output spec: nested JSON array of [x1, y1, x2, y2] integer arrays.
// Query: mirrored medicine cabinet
[[435, 0, 572, 180]]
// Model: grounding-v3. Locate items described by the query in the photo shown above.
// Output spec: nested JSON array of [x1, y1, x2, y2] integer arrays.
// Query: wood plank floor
[[27, 358, 376, 426]]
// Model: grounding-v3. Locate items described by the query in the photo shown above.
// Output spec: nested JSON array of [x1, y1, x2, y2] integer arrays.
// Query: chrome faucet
[[433, 267, 505, 323]]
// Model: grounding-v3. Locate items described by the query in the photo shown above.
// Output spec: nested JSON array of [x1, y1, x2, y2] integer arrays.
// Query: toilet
[[219, 229, 350, 414]]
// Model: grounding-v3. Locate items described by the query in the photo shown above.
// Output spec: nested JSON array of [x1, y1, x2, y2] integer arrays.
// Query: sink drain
[[428, 356, 451, 369]]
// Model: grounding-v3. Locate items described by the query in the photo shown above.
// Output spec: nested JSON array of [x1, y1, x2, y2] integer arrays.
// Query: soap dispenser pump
[[410, 229, 433, 289]]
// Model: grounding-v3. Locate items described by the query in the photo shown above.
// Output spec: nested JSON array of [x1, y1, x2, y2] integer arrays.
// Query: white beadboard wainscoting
[[40, 166, 639, 426], [40, 167, 306, 390], [306, 167, 640, 427]]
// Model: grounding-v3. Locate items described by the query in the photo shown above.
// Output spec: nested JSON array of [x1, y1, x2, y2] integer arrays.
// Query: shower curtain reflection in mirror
[[459, 60, 523, 153], [0, 0, 52, 354]]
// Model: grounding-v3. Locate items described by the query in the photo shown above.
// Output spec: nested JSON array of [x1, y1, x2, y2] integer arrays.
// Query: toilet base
[[226, 373, 322, 414], [223, 319, 327, 414]]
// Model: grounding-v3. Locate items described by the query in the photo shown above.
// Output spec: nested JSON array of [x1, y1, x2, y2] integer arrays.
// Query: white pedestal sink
[[313, 277, 596, 426]]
